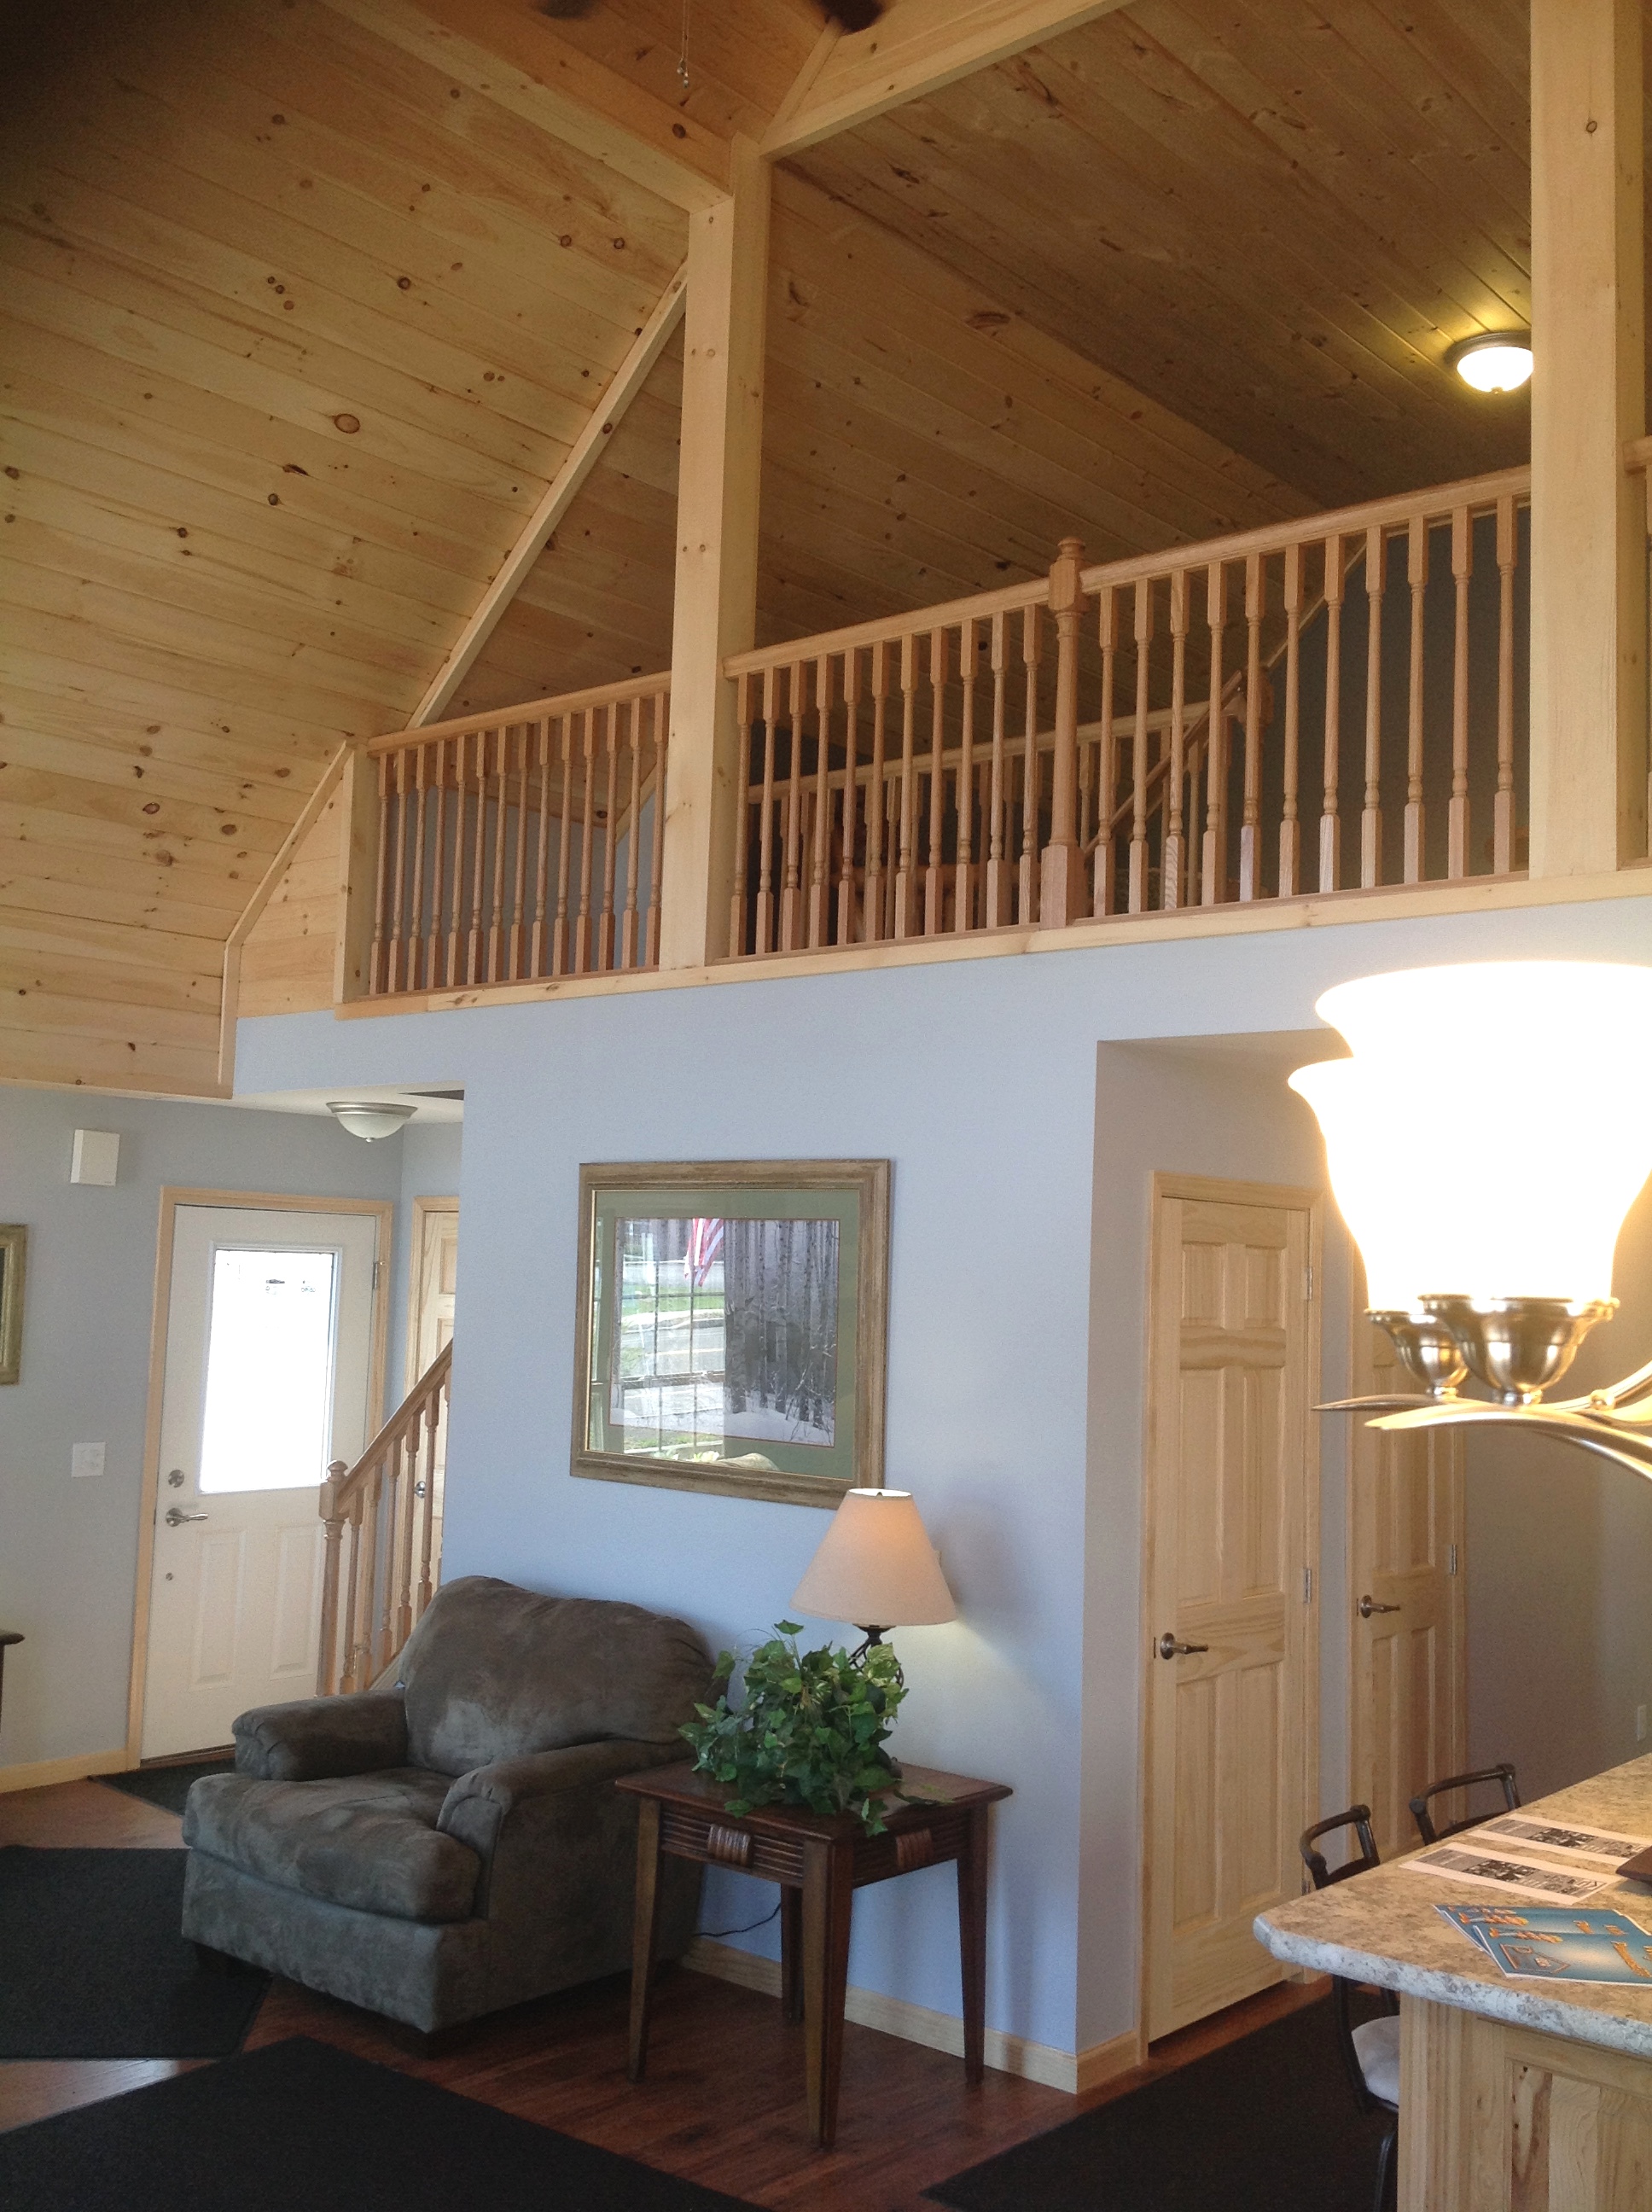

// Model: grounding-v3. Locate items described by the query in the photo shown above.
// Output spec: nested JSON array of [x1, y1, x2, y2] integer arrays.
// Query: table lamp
[[791, 1487, 957, 1654]]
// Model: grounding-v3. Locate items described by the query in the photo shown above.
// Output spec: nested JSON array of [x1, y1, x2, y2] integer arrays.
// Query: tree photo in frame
[[573, 1161, 889, 1506]]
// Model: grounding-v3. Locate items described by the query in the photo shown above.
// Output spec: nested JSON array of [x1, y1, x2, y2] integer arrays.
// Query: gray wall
[[0, 1088, 403, 1773]]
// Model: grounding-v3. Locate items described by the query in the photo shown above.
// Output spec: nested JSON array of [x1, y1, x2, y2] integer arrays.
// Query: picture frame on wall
[[0, 1225, 26, 1386], [572, 1161, 890, 1508]]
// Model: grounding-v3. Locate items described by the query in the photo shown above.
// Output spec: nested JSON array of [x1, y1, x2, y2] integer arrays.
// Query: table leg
[[957, 1802, 989, 2085], [627, 1797, 663, 2082], [802, 1835, 855, 2149], [780, 1883, 804, 2023]]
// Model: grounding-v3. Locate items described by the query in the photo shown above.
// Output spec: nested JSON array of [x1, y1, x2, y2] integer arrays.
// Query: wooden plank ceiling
[[789, 0, 1536, 509]]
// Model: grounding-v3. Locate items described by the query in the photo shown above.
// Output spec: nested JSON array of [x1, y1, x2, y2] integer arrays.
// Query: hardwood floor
[[1, 1777, 1327, 2208]]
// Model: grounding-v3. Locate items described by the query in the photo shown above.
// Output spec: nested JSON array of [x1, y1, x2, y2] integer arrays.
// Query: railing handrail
[[324, 1340, 452, 1513], [724, 578, 1049, 681], [367, 672, 672, 755]]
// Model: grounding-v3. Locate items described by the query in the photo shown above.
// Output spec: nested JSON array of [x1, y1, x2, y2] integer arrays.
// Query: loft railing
[[363, 673, 669, 999], [723, 466, 1530, 955], [317, 1341, 451, 1695]]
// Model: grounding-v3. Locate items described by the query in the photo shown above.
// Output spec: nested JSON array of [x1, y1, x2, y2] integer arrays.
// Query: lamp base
[[1370, 1310, 1469, 1399], [1420, 1296, 1617, 1405]]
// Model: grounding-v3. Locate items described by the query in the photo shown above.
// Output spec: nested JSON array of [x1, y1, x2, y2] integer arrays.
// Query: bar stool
[[1300, 1807, 1398, 2212], [1410, 1762, 1520, 1846]]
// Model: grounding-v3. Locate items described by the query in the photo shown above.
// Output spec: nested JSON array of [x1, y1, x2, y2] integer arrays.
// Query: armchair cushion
[[233, 1692, 408, 1782], [398, 1575, 713, 1777], [437, 1738, 677, 1866], [183, 1766, 479, 1924]]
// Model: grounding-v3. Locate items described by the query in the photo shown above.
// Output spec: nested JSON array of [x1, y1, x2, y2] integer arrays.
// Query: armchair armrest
[[232, 1692, 408, 1781], [437, 1739, 679, 1866]]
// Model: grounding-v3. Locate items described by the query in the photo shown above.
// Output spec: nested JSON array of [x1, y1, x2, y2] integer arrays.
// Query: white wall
[[0, 1087, 404, 1776], [234, 888, 1652, 2062]]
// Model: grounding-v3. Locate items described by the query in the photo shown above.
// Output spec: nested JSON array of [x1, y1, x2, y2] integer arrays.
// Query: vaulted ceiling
[[0, 0, 1552, 1094]]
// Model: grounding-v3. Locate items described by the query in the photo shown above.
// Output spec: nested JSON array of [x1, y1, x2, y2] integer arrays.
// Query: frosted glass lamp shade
[[1293, 963, 1652, 1308], [328, 1100, 416, 1143], [792, 1488, 957, 1630]]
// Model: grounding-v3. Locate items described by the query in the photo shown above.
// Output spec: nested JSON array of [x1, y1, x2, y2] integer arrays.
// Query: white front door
[[141, 1204, 381, 1758]]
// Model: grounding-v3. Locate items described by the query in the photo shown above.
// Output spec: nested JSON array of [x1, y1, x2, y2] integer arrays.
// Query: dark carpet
[[0, 2036, 765, 2211], [0, 1847, 266, 2058], [926, 1999, 1392, 2212], [97, 1758, 235, 1814]]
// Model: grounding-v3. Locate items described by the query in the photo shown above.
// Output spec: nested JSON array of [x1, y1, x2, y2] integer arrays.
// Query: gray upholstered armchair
[[180, 1575, 713, 2036]]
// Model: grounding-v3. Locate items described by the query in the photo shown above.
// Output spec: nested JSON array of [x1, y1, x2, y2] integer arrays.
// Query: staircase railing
[[317, 1342, 452, 1695]]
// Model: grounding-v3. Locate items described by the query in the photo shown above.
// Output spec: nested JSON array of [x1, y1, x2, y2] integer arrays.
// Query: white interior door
[[141, 1204, 381, 1758]]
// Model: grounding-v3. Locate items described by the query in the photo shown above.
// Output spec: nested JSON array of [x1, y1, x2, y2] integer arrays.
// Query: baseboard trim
[[0, 1748, 129, 1796], [682, 1937, 1137, 2095]]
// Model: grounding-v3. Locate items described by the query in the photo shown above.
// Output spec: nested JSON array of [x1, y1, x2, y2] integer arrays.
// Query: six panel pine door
[[1347, 1295, 1466, 1862], [1143, 1178, 1320, 2041]]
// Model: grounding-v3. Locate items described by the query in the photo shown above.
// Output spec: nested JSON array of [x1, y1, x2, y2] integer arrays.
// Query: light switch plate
[[71, 1442, 106, 1479], [70, 1130, 120, 1186]]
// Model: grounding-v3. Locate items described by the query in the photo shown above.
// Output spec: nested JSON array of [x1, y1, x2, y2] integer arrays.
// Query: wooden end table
[[616, 1761, 1011, 2150]]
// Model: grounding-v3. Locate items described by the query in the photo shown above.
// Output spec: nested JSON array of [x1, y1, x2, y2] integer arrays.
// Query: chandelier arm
[[1315, 1393, 1445, 1414], [1544, 1356, 1652, 1417], [1367, 1402, 1652, 1481]]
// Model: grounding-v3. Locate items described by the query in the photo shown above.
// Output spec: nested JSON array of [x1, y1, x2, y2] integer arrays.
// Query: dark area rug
[[97, 1758, 235, 1814], [926, 1998, 1392, 2212], [0, 2035, 765, 2210], [0, 1847, 266, 2058]]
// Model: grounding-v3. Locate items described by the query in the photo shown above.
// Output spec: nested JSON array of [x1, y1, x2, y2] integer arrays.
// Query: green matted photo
[[0, 1225, 26, 1385], [572, 1161, 889, 1508]]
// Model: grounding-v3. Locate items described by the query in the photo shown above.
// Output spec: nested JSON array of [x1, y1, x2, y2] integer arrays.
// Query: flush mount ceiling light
[[1448, 332, 1533, 393], [327, 1100, 416, 1143]]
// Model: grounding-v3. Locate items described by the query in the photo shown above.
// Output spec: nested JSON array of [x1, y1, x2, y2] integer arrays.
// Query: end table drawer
[[660, 1804, 806, 1884]]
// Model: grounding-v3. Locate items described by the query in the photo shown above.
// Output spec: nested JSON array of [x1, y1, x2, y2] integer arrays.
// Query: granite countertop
[[1254, 1754, 1652, 2060]]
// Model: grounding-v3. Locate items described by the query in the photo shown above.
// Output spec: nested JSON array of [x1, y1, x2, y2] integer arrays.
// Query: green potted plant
[[681, 1621, 906, 1834]]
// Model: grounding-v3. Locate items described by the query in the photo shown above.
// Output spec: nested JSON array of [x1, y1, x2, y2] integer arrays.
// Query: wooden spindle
[[598, 703, 620, 972], [1162, 572, 1188, 911], [757, 665, 777, 955], [428, 736, 450, 988], [1093, 587, 1119, 917], [1495, 497, 1517, 875], [396, 1429, 419, 1649], [1019, 602, 1041, 926], [488, 725, 510, 981], [530, 720, 552, 976], [408, 743, 429, 990], [1201, 561, 1227, 905], [986, 613, 1008, 928], [778, 663, 804, 952], [467, 726, 489, 984], [1042, 537, 1085, 927], [810, 655, 832, 948], [955, 620, 977, 934], [622, 697, 643, 969], [646, 690, 666, 967], [1320, 535, 1345, 892], [576, 708, 596, 973], [1405, 513, 1428, 883], [418, 1396, 440, 1621], [1267, 547, 1300, 901], [1449, 506, 1471, 879], [839, 650, 861, 946], [553, 716, 573, 976], [1362, 525, 1384, 888], [1239, 550, 1264, 901], [864, 645, 887, 941], [1128, 578, 1154, 912], [317, 1463, 347, 1695], [509, 719, 531, 978], [731, 672, 752, 958], [388, 749, 410, 992], [894, 634, 918, 939], [925, 628, 948, 936]]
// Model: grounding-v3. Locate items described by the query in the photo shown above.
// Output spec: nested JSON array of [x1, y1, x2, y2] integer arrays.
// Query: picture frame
[[0, 1225, 26, 1386], [572, 1161, 890, 1508]]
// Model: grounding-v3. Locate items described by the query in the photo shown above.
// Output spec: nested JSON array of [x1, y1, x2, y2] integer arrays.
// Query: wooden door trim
[[125, 1189, 394, 1765], [1137, 1171, 1323, 2048], [405, 1195, 459, 1394]]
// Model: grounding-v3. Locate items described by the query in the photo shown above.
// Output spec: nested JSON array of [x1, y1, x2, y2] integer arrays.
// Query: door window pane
[[199, 1248, 339, 1493]]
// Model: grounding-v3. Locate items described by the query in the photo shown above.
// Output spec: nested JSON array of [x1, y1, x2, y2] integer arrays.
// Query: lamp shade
[[791, 1488, 957, 1629], [327, 1100, 416, 1143], [1292, 963, 1652, 1308]]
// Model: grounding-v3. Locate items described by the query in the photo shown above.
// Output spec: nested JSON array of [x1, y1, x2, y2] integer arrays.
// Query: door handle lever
[[1157, 1632, 1210, 1659], [1358, 1595, 1401, 1618], [165, 1505, 210, 1527]]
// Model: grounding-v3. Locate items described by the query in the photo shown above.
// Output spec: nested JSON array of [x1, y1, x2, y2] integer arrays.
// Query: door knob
[[1157, 1632, 1210, 1659], [165, 1505, 209, 1527], [1358, 1595, 1402, 1618]]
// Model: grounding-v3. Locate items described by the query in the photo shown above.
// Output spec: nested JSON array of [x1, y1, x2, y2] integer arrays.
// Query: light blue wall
[[0, 1088, 401, 1773], [234, 889, 1652, 2059], [386, 1121, 465, 1408]]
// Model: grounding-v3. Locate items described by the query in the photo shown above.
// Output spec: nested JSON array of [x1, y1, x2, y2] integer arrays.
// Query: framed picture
[[0, 1225, 26, 1385], [573, 1161, 889, 1507]]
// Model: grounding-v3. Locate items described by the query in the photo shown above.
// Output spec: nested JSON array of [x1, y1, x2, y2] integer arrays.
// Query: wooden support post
[[659, 138, 771, 969], [1529, 0, 1647, 875], [333, 745, 381, 1005], [1040, 535, 1085, 927]]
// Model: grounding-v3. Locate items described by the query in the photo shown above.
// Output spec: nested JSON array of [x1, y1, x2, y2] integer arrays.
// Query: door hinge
[[1303, 1566, 1313, 1604], [372, 1258, 381, 1290], [1447, 1543, 1458, 1576], [1304, 1264, 1314, 1301]]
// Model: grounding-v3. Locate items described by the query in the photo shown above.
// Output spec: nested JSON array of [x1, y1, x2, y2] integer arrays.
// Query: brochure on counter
[[1438, 1903, 1652, 1984], [1471, 1813, 1652, 1868], [1399, 1841, 1609, 1902]]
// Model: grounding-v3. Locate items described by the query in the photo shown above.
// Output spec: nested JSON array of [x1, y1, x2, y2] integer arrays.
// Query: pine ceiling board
[[0, 870, 256, 948], [0, 1017, 222, 1096], [0, 950, 224, 1019], [0, 759, 289, 867], [513, 0, 819, 145], [788, 0, 1536, 504], [0, 687, 326, 817], [0, 811, 254, 917], [0, 910, 227, 980]]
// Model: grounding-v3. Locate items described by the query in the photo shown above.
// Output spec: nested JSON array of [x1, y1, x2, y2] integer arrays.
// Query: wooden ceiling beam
[[333, 0, 730, 210], [761, 0, 1132, 159], [408, 261, 687, 727]]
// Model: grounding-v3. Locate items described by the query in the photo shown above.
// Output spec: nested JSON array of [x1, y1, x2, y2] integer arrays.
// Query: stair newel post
[[1040, 537, 1085, 927], [318, 1460, 348, 1695]]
